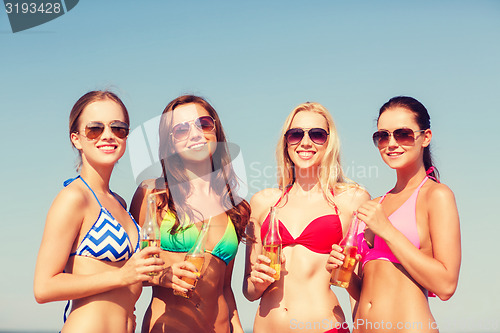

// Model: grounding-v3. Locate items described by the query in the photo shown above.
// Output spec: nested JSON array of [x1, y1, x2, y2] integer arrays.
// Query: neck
[[79, 163, 113, 193], [186, 173, 213, 196], [394, 162, 427, 192], [293, 166, 322, 193], [183, 158, 214, 181]]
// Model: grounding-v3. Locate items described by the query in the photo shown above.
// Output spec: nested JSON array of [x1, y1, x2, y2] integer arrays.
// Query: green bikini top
[[160, 211, 239, 265]]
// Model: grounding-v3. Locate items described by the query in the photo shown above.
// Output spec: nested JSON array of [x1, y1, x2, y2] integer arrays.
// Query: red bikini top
[[260, 187, 343, 254]]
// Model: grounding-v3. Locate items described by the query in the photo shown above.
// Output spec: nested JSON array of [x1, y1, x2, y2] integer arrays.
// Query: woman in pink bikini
[[244, 102, 370, 333], [327, 96, 461, 332]]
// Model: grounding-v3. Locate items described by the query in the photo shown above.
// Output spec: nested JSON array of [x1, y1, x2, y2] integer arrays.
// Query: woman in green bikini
[[130, 95, 250, 333]]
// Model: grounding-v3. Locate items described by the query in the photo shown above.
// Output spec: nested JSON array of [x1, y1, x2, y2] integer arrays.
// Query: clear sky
[[1, 1, 499, 332]]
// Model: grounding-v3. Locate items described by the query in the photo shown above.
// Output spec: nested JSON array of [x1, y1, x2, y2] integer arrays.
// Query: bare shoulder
[[334, 183, 371, 209], [57, 181, 89, 210], [139, 178, 161, 189], [425, 181, 456, 205], [132, 178, 160, 202], [250, 188, 281, 221], [130, 178, 160, 221], [48, 182, 89, 226], [250, 188, 281, 208]]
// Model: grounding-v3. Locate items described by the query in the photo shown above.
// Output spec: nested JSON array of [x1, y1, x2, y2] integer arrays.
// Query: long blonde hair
[[276, 102, 355, 208]]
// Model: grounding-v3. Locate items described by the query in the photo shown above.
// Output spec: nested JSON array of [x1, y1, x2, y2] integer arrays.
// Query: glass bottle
[[174, 218, 210, 298], [262, 206, 282, 280], [330, 212, 360, 288], [140, 193, 161, 275]]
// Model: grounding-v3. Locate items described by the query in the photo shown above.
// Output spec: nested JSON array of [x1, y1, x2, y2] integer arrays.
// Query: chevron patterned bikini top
[[65, 176, 140, 262]]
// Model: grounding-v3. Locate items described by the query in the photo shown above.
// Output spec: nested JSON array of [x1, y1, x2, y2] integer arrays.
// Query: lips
[[387, 151, 403, 158]]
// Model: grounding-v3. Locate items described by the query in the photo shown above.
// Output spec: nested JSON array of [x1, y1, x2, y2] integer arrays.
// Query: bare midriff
[[143, 253, 231, 333], [355, 260, 437, 333], [254, 246, 347, 333], [62, 257, 141, 333]]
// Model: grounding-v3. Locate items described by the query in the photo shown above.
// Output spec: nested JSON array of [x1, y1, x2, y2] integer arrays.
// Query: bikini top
[[260, 187, 343, 254], [359, 177, 428, 268], [65, 176, 140, 262], [160, 211, 239, 265]]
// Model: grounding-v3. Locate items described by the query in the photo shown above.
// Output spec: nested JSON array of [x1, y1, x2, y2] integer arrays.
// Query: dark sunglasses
[[284, 128, 329, 145], [372, 128, 425, 148], [171, 116, 216, 141], [80, 121, 129, 140]]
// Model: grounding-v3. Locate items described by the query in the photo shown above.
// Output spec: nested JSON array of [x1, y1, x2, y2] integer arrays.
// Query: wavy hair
[[154, 95, 250, 241], [276, 102, 356, 210]]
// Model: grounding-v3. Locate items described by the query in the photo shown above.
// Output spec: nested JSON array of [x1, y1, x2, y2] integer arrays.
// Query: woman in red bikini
[[244, 102, 370, 333], [327, 96, 461, 332]]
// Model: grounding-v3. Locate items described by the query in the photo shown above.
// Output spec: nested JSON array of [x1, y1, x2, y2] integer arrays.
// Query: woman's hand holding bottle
[[249, 253, 286, 289], [119, 246, 164, 285], [167, 260, 202, 296]]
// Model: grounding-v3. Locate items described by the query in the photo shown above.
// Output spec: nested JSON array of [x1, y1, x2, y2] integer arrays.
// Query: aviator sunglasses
[[284, 128, 329, 145], [171, 116, 216, 141], [372, 128, 425, 148], [79, 121, 129, 140]]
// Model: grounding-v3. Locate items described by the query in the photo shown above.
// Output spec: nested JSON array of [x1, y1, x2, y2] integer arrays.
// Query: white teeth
[[99, 146, 116, 151], [189, 143, 206, 149], [298, 151, 314, 158]]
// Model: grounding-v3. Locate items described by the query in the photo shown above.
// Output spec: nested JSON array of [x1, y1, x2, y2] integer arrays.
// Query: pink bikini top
[[260, 187, 343, 254], [359, 177, 428, 268]]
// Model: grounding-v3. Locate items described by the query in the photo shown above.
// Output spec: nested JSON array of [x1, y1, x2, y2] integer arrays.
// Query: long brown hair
[[154, 95, 250, 241]]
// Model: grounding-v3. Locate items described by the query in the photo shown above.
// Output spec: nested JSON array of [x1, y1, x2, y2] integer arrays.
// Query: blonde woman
[[244, 102, 369, 333]]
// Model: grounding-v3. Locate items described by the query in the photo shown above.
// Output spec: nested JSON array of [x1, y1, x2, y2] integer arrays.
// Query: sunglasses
[[79, 121, 129, 140], [171, 116, 216, 141], [372, 128, 425, 148], [284, 128, 329, 145]]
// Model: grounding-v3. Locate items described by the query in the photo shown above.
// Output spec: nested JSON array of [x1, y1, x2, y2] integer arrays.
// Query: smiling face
[[70, 99, 128, 168], [376, 107, 431, 170], [170, 103, 217, 167], [286, 111, 329, 172]]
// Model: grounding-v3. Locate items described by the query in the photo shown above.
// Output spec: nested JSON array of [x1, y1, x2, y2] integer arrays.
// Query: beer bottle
[[174, 218, 210, 298], [140, 193, 161, 276], [330, 212, 360, 288], [262, 206, 282, 280]]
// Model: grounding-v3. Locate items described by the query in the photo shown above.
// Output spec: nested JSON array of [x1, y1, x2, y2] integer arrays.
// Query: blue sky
[[1, 1, 499, 332]]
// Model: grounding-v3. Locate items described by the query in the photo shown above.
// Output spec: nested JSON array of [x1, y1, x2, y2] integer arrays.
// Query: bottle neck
[[343, 214, 359, 246], [265, 207, 281, 245], [188, 220, 210, 255]]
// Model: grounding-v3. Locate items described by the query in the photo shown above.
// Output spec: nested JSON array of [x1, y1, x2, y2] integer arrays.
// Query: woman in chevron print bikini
[[34, 91, 164, 333]]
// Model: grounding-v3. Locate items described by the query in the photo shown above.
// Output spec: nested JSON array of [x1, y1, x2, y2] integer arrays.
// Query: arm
[[357, 184, 461, 300], [34, 188, 162, 304], [224, 260, 244, 333], [130, 183, 200, 292], [242, 189, 279, 301]]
